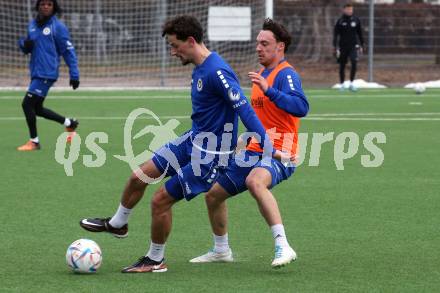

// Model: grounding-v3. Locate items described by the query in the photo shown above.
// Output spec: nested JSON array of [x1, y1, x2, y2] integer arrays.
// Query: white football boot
[[189, 249, 233, 263], [271, 245, 297, 268], [349, 82, 358, 92]]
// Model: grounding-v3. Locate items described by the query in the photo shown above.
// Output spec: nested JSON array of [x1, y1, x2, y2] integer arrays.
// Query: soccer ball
[[413, 83, 426, 94], [66, 239, 102, 273]]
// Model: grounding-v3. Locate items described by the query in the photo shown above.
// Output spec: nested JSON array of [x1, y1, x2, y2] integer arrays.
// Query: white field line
[[0, 94, 439, 100], [304, 117, 440, 121], [0, 95, 190, 100], [307, 112, 440, 116], [1, 116, 440, 122]]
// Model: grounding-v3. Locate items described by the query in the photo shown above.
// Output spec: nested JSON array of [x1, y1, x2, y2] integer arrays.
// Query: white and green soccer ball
[[66, 239, 102, 273], [413, 83, 426, 94]]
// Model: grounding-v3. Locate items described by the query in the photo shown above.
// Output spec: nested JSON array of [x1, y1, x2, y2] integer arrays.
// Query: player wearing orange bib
[[247, 60, 301, 157], [190, 19, 309, 268]]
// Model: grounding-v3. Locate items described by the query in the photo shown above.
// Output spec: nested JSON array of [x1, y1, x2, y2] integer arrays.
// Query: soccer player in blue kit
[[17, 0, 79, 151], [190, 19, 309, 268], [80, 15, 293, 273]]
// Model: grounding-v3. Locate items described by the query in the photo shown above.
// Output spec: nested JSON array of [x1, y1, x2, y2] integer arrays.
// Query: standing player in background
[[17, 0, 79, 151], [80, 15, 293, 273], [190, 18, 309, 268], [333, 3, 364, 92]]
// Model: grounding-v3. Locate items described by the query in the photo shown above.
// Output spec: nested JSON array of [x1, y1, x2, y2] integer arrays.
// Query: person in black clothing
[[333, 3, 364, 91]]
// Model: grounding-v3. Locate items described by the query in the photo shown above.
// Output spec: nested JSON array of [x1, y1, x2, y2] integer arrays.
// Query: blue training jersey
[[262, 65, 309, 117], [190, 52, 268, 153], [18, 16, 79, 81]]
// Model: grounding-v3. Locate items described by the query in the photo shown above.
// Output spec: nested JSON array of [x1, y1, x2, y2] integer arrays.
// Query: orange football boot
[[66, 118, 79, 143], [17, 140, 41, 151]]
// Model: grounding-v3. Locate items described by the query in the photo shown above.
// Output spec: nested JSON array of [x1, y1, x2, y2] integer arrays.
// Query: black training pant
[[338, 47, 358, 84], [21, 92, 65, 139]]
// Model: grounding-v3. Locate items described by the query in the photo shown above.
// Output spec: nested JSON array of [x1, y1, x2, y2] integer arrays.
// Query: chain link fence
[[278, 0, 440, 86], [0, 0, 439, 87]]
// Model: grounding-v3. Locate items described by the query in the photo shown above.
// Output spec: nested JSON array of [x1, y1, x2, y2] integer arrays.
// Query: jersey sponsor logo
[[217, 70, 230, 89], [287, 75, 295, 91], [232, 99, 247, 109], [351, 21, 356, 27], [197, 78, 203, 91], [43, 27, 51, 35], [251, 96, 264, 108], [228, 87, 240, 101]]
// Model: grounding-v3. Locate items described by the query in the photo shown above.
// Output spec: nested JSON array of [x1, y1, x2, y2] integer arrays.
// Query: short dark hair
[[262, 18, 292, 53], [344, 3, 353, 8], [35, 0, 62, 16], [162, 15, 203, 43]]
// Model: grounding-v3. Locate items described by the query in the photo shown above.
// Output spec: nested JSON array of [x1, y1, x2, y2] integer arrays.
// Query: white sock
[[30, 137, 39, 143], [213, 233, 230, 253], [64, 118, 71, 127], [271, 224, 289, 247], [146, 241, 165, 262], [109, 203, 132, 228]]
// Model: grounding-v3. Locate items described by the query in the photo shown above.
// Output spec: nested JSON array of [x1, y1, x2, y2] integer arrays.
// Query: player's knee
[[129, 171, 148, 188], [245, 176, 264, 195], [150, 195, 162, 214], [151, 187, 173, 215], [35, 105, 43, 116], [21, 93, 33, 111], [205, 192, 222, 207]]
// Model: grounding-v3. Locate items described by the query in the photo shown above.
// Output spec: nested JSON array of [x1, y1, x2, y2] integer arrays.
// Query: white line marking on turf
[[409, 102, 423, 105], [0, 95, 189, 100], [308, 112, 440, 116], [0, 116, 190, 121], [1, 116, 440, 121], [305, 118, 440, 121], [309, 95, 438, 98], [0, 94, 438, 100]]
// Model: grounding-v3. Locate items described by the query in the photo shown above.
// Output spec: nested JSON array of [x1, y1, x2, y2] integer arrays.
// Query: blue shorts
[[152, 132, 222, 201], [28, 78, 55, 97], [217, 150, 295, 196]]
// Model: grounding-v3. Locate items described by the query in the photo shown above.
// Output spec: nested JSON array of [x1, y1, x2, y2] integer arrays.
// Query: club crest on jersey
[[228, 87, 240, 101], [351, 21, 356, 27], [43, 27, 51, 35], [197, 78, 203, 91]]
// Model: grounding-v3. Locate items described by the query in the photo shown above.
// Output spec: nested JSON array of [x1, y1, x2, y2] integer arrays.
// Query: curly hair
[[35, 0, 62, 16], [162, 15, 203, 43], [262, 18, 292, 53]]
